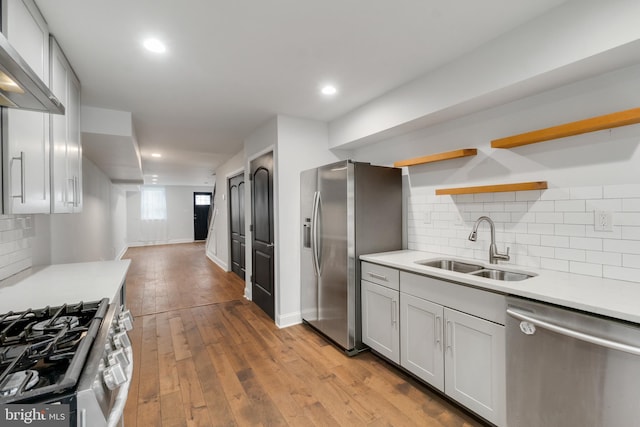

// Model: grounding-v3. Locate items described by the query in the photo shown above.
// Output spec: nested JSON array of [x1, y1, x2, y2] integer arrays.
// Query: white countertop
[[361, 250, 640, 324], [0, 260, 131, 313]]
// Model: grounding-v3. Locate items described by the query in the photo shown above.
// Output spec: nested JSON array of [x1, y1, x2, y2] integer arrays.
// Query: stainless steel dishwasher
[[506, 296, 640, 427]]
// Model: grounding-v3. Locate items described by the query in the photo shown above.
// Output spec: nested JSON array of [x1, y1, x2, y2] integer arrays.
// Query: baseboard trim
[[206, 251, 228, 271], [127, 240, 199, 248], [277, 311, 302, 329], [115, 246, 128, 260]]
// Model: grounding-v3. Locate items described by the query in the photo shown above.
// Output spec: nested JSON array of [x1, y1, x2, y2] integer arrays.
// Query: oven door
[[506, 296, 640, 427]]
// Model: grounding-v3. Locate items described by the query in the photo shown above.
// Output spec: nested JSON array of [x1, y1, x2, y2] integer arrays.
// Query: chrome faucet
[[468, 216, 510, 264]]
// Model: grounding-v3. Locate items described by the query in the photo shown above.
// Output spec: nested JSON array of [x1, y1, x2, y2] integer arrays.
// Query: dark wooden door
[[193, 192, 212, 241], [228, 173, 245, 280], [251, 152, 275, 319]]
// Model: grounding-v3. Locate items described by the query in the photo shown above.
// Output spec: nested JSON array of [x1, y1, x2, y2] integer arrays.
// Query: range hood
[[0, 31, 64, 115]]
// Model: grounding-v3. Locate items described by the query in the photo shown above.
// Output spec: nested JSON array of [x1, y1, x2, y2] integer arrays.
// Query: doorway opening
[[193, 192, 212, 241]]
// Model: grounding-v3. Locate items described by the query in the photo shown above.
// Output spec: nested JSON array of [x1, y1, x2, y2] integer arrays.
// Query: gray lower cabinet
[[362, 261, 506, 426], [400, 293, 444, 390], [442, 306, 505, 426], [361, 262, 400, 363], [361, 280, 399, 363], [400, 292, 506, 426]]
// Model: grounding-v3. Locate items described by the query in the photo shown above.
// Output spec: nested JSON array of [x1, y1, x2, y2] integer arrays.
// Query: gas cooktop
[[0, 299, 108, 404]]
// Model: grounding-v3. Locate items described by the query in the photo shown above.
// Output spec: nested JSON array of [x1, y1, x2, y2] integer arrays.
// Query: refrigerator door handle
[[311, 191, 321, 276]]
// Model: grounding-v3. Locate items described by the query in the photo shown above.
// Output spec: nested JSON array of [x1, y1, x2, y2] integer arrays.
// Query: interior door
[[193, 192, 212, 241], [251, 152, 275, 319], [228, 173, 245, 279]]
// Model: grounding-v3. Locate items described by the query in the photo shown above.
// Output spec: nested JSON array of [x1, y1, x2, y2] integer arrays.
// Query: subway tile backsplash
[[407, 184, 640, 283], [0, 215, 33, 281]]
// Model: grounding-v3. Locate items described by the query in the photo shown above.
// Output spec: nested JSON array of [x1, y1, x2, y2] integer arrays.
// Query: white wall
[[111, 185, 128, 259], [275, 115, 343, 326], [48, 158, 115, 263], [207, 149, 245, 270], [352, 63, 640, 283], [127, 185, 213, 246]]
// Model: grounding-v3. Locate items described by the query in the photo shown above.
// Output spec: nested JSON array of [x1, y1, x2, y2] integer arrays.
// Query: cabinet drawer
[[401, 272, 505, 325], [362, 262, 399, 290]]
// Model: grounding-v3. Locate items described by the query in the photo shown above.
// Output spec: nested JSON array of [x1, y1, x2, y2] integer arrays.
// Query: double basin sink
[[416, 259, 534, 282]]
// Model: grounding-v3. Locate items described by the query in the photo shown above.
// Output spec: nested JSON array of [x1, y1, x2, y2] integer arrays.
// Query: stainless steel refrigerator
[[300, 160, 402, 354]]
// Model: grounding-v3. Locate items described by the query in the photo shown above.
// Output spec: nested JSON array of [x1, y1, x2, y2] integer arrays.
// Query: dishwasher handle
[[507, 307, 640, 357]]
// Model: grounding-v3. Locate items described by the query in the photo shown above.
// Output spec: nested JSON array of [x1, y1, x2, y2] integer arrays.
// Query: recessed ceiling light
[[151, 153, 162, 158], [152, 175, 158, 178], [321, 85, 338, 96], [143, 38, 166, 53]]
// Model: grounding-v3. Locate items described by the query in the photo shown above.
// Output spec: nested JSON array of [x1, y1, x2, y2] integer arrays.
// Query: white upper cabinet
[[2, 0, 51, 214], [50, 36, 82, 213]]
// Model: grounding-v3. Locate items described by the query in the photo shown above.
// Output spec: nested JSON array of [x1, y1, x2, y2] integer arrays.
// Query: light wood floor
[[122, 243, 484, 427]]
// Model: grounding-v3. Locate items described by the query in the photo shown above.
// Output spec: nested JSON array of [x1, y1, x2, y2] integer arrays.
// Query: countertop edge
[[361, 250, 640, 324], [0, 260, 132, 313]]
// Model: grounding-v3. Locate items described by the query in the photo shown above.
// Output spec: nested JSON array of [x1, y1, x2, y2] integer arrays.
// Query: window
[[141, 186, 167, 220], [195, 194, 211, 206]]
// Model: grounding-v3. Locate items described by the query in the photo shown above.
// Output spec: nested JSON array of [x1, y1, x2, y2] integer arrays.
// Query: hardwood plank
[[156, 312, 181, 395], [138, 315, 160, 404], [184, 406, 214, 427], [137, 399, 162, 427], [169, 316, 193, 361], [491, 107, 640, 148], [206, 345, 260, 426], [237, 330, 315, 426], [179, 309, 236, 426], [176, 358, 211, 425], [161, 390, 187, 427], [435, 181, 547, 195], [394, 148, 477, 168]]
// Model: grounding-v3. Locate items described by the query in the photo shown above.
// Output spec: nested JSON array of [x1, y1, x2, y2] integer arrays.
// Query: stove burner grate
[[32, 315, 80, 334], [0, 370, 39, 397], [0, 299, 108, 404]]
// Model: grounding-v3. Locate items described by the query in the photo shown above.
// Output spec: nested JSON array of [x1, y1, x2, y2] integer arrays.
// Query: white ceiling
[[34, 0, 568, 186]]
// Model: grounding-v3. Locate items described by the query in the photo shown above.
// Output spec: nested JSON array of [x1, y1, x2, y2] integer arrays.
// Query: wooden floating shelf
[[394, 148, 477, 167], [436, 181, 548, 196], [492, 107, 640, 149]]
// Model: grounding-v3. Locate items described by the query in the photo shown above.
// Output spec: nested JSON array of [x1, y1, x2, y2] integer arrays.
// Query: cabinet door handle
[[391, 300, 397, 326], [12, 152, 25, 204], [446, 320, 453, 354], [435, 316, 442, 346], [67, 178, 75, 206], [74, 176, 79, 207], [368, 272, 388, 281]]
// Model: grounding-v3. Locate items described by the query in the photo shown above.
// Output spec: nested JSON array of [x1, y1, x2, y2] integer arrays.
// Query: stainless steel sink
[[416, 259, 483, 274], [470, 269, 533, 281]]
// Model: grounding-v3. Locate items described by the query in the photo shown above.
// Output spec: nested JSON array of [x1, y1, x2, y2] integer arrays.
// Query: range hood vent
[[0, 31, 64, 115]]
